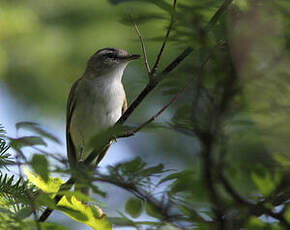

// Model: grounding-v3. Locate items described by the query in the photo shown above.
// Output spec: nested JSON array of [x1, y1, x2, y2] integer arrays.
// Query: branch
[[220, 173, 290, 228], [117, 47, 193, 125], [151, 0, 177, 75], [133, 22, 151, 74], [206, 0, 234, 30], [94, 175, 187, 229]]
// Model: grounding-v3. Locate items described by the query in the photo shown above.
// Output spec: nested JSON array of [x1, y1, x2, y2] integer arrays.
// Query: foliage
[[1, 0, 290, 229]]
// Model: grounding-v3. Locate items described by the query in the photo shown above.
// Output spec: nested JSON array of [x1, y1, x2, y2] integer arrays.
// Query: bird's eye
[[106, 53, 117, 59]]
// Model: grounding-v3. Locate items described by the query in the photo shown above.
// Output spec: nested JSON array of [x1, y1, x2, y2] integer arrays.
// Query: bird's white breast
[[70, 65, 126, 160]]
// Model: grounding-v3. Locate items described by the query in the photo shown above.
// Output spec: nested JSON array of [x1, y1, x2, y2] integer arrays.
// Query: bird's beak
[[122, 54, 141, 61]]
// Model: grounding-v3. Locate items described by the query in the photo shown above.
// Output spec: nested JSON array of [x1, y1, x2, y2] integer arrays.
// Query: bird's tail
[[75, 141, 113, 198]]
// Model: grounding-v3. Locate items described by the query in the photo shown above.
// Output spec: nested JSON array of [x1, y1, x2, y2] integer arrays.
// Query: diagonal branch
[[118, 47, 193, 125], [206, 0, 234, 30]]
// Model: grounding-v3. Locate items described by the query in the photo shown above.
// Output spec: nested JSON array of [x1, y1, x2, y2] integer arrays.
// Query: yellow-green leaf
[[58, 195, 112, 230], [24, 167, 112, 230], [24, 166, 63, 193]]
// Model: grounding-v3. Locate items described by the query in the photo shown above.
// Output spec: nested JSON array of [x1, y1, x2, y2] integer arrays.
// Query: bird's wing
[[122, 94, 127, 114], [66, 79, 81, 166]]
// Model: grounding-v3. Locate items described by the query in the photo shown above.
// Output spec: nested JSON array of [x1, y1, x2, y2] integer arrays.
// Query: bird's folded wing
[[66, 79, 81, 166]]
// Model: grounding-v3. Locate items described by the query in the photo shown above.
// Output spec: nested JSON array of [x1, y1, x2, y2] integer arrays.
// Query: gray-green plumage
[[66, 48, 139, 195]]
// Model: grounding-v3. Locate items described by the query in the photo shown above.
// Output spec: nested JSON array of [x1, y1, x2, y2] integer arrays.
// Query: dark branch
[[220, 173, 290, 228], [206, 0, 234, 30], [38, 178, 75, 221]]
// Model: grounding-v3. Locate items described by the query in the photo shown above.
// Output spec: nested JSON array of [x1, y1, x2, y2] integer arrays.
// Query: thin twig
[[133, 23, 151, 74], [206, 0, 234, 30], [151, 0, 177, 75]]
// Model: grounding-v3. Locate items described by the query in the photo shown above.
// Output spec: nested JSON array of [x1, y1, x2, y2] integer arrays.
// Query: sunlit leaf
[[58, 196, 112, 230], [251, 169, 281, 197], [24, 167, 112, 230], [24, 166, 63, 193]]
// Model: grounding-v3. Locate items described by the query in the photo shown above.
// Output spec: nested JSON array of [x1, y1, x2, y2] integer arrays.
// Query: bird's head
[[85, 48, 140, 75]]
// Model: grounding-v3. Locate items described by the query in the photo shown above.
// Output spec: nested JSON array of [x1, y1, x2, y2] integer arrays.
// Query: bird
[[66, 48, 140, 194]]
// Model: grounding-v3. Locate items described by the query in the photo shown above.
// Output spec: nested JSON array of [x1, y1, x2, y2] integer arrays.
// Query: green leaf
[[125, 197, 143, 218], [245, 217, 266, 229], [35, 193, 58, 209], [109, 0, 174, 14], [14, 207, 32, 219], [251, 169, 281, 197], [285, 206, 290, 223], [57, 205, 88, 221], [10, 136, 47, 148], [145, 202, 163, 219], [40, 222, 69, 230], [91, 184, 106, 198], [159, 169, 195, 185], [58, 196, 112, 230], [15, 122, 61, 144], [122, 157, 146, 173], [140, 164, 165, 177], [107, 217, 135, 227], [24, 166, 63, 193], [31, 154, 49, 182]]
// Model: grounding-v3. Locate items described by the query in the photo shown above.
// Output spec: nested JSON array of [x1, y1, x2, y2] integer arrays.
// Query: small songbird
[[66, 48, 140, 191]]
